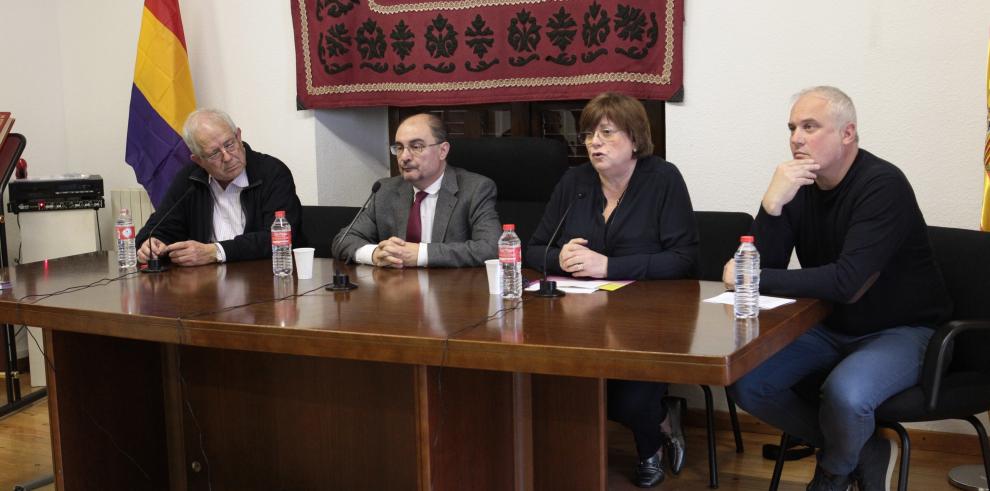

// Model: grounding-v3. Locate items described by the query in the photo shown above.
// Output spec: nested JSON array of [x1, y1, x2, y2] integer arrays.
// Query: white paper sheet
[[703, 292, 797, 310], [524, 276, 633, 294]]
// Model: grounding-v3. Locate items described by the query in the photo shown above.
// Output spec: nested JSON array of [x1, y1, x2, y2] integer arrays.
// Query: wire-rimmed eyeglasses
[[578, 127, 624, 144], [203, 138, 239, 162], [389, 141, 443, 156]]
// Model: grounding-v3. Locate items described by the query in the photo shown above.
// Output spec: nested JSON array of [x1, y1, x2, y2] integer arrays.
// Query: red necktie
[[405, 191, 428, 243]]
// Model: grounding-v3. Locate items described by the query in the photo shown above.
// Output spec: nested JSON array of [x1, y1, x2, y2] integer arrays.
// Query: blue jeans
[[728, 323, 932, 476]]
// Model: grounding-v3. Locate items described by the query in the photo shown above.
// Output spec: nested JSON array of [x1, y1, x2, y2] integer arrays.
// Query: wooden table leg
[[532, 375, 606, 490]]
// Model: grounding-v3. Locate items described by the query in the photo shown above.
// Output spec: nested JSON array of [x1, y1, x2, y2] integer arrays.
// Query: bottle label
[[271, 230, 291, 247], [116, 225, 135, 241], [499, 245, 521, 263]]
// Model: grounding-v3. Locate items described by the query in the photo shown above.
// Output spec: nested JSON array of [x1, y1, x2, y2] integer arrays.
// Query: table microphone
[[141, 186, 195, 273], [327, 181, 381, 291], [536, 192, 585, 298]]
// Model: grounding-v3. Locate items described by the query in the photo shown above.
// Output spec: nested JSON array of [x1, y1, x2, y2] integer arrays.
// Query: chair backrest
[[928, 226, 990, 372], [301, 205, 361, 258], [447, 137, 570, 245], [0, 133, 26, 266], [694, 211, 753, 281], [0, 133, 26, 192]]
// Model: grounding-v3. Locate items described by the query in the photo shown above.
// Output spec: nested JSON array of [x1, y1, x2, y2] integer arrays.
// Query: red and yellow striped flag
[[982, 38, 990, 230], [124, 0, 196, 207]]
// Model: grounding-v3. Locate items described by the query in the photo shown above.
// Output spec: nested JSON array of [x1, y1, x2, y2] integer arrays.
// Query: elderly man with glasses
[[136, 108, 304, 266], [332, 113, 500, 268]]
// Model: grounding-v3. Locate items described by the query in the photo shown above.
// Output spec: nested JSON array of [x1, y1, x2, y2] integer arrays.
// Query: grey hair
[[794, 86, 859, 142], [183, 108, 238, 156]]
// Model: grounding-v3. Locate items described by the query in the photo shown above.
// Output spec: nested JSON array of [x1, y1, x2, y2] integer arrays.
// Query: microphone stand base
[[140, 259, 168, 274], [534, 280, 565, 298], [326, 272, 358, 291]]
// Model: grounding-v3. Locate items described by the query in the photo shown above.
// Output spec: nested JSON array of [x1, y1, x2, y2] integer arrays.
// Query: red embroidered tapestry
[[291, 0, 683, 109]]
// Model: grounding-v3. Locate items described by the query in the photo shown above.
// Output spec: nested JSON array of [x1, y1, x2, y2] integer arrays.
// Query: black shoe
[[806, 465, 852, 491], [852, 434, 898, 491], [661, 396, 686, 475], [633, 452, 665, 488]]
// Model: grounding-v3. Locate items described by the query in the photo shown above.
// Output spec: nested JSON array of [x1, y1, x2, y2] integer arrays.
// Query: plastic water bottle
[[733, 235, 760, 318], [271, 210, 293, 277], [499, 224, 523, 299], [115, 208, 137, 269]]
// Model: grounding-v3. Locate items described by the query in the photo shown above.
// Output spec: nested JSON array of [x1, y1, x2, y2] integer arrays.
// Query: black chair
[[300, 205, 361, 258], [446, 137, 570, 246], [694, 211, 753, 488], [769, 225, 990, 491]]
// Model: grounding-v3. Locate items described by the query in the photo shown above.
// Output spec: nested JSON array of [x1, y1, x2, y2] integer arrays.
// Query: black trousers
[[607, 379, 669, 459]]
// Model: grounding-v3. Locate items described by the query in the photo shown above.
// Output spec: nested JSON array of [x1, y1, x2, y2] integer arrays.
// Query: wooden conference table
[[0, 252, 826, 490]]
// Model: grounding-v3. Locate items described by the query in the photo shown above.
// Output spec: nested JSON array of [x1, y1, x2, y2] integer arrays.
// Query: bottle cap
[[502, 224, 515, 231], [740, 235, 754, 243], [275, 210, 286, 218]]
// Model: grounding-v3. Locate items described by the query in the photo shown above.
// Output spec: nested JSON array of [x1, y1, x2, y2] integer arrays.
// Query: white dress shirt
[[209, 171, 249, 263], [356, 173, 444, 267]]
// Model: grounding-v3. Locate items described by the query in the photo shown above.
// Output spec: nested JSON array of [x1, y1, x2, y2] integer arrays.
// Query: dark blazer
[[525, 156, 698, 279], [331, 165, 501, 267], [135, 142, 304, 262]]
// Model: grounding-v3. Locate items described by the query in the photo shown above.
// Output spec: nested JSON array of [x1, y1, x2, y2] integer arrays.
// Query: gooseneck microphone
[[536, 192, 586, 298], [140, 186, 195, 273], [327, 181, 381, 291]]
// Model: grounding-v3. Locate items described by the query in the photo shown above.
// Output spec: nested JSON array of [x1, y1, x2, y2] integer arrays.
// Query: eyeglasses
[[203, 138, 239, 162], [390, 141, 443, 156], [579, 127, 623, 144]]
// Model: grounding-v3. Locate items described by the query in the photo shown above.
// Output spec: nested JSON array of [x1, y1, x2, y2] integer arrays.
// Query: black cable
[[175, 282, 331, 320], [166, 279, 332, 491], [16, 270, 141, 305], [10, 264, 525, 482], [10, 269, 159, 484], [94, 209, 103, 251], [15, 213, 21, 264], [431, 294, 534, 447], [21, 316, 153, 484], [174, 337, 213, 491]]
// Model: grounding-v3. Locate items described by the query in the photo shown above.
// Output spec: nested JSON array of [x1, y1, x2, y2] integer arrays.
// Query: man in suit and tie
[[331, 113, 500, 268]]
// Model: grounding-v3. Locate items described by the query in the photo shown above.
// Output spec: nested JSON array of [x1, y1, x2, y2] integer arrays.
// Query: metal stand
[[1, 325, 48, 418], [949, 465, 988, 491], [534, 279, 564, 297], [13, 474, 55, 491], [326, 271, 357, 291], [0, 133, 54, 491]]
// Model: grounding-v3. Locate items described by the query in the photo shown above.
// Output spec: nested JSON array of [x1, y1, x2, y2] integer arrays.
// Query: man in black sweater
[[726, 87, 950, 491], [136, 108, 304, 266]]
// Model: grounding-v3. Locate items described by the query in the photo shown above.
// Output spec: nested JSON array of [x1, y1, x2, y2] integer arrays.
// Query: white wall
[[2, 0, 988, 434], [0, 3, 71, 258], [179, 0, 320, 204], [314, 108, 390, 205], [0, 4, 69, 177], [668, 0, 989, 230]]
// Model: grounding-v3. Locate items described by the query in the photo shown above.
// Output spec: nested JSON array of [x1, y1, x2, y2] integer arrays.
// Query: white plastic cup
[[293, 247, 315, 280], [485, 258, 502, 295]]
